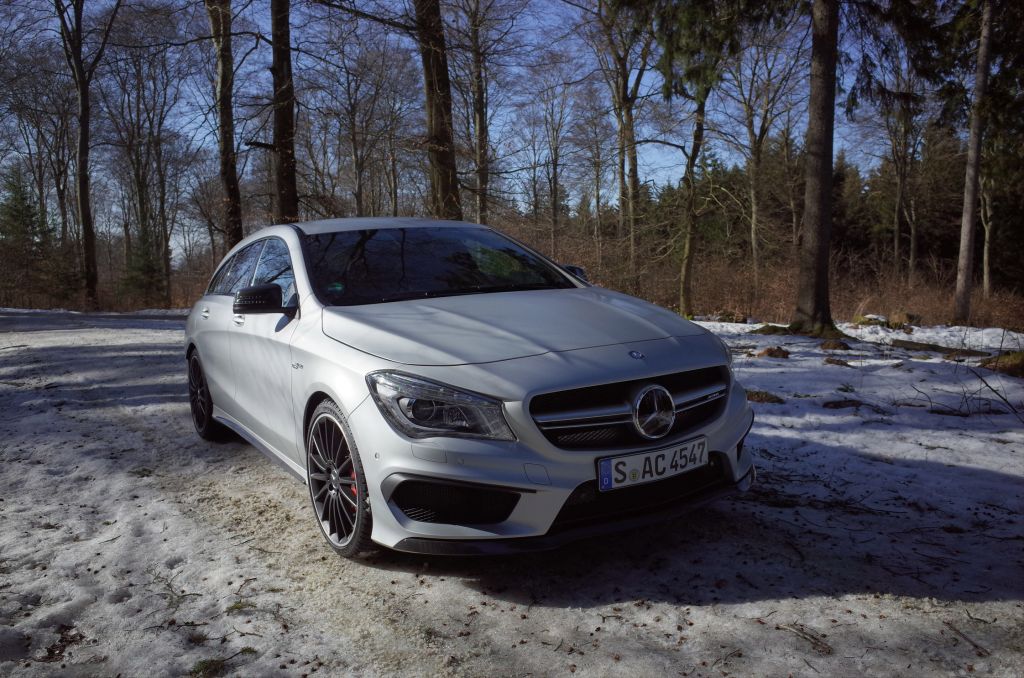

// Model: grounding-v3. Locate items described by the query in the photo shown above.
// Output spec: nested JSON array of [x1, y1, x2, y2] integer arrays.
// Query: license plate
[[597, 437, 708, 491]]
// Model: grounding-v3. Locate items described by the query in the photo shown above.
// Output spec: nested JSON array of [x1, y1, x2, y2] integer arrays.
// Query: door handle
[[233, 314, 245, 326], [200, 307, 210, 319]]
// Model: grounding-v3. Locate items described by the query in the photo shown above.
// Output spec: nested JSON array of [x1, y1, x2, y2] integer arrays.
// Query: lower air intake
[[391, 479, 520, 526]]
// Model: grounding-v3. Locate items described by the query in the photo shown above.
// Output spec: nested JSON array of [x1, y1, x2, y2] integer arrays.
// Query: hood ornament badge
[[628, 350, 645, 360]]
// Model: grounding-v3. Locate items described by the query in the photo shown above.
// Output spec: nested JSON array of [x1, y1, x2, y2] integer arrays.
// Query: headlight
[[366, 371, 515, 441]]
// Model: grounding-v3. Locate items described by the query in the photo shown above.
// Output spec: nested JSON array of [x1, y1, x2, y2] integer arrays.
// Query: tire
[[306, 399, 374, 558], [187, 351, 231, 442]]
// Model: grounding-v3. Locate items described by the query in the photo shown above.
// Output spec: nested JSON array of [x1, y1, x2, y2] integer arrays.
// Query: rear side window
[[206, 257, 233, 296], [253, 238, 298, 307], [212, 241, 266, 296]]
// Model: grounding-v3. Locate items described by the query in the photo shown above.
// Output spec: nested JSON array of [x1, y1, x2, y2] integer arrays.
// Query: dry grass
[[86, 219, 1024, 330], [514, 224, 1024, 331], [746, 390, 785, 404], [980, 352, 1024, 378]]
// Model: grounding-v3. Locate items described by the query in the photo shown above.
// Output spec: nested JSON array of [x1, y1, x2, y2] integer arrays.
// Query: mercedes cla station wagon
[[185, 218, 755, 557]]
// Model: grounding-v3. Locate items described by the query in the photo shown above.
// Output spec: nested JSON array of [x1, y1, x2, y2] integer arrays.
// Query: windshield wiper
[[375, 283, 561, 304]]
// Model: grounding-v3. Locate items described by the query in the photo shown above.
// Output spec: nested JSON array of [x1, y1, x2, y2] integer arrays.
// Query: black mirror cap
[[233, 283, 286, 314], [563, 265, 589, 283]]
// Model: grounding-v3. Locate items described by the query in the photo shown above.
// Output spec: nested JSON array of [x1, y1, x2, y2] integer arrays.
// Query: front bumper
[[392, 464, 755, 555], [348, 376, 756, 553]]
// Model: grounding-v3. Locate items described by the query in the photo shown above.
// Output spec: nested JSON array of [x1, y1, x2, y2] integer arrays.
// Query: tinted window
[[253, 238, 297, 307], [216, 241, 265, 295], [304, 227, 574, 306], [207, 258, 232, 296]]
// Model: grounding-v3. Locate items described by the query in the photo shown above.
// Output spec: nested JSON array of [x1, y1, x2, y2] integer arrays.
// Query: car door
[[228, 237, 301, 462], [203, 241, 266, 417], [193, 244, 258, 412]]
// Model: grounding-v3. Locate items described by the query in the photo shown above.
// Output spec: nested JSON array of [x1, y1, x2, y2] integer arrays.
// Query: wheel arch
[[302, 391, 334, 441]]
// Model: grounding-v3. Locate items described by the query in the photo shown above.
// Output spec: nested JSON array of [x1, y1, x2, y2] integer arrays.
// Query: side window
[[218, 241, 266, 295], [207, 256, 233, 296], [253, 238, 298, 307]]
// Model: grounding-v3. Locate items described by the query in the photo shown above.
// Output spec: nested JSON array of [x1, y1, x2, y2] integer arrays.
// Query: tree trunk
[[892, 162, 903, 275], [206, 0, 244, 247], [623, 105, 640, 285], [594, 151, 603, 270], [549, 151, 559, 259], [953, 0, 993, 323], [75, 88, 98, 308], [782, 126, 801, 247], [414, 0, 463, 220], [980, 180, 993, 299], [748, 152, 760, 290], [388, 139, 399, 216], [615, 113, 626, 240], [469, 6, 489, 225], [790, 0, 839, 335], [905, 197, 918, 287], [271, 0, 299, 223], [678, 96, 707, 317], [349, 120, 366, 216]]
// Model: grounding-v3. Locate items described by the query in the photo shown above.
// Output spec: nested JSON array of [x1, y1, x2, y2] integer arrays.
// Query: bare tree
[[717, 10, 807, 288], [318, 0, 463, 220], [791, 0, 839, 335], [577, 0, 655, 280], [53, 0, 124, 308], [101, 2, 195, 305], [570, 79, 615, 270], [301, 23, 420, 218], [204, 0, 244, 247], [533, 52, 576, 258], [271, 0, 299, 222], [446, 0, 526, 224], [953, 0, 993, 323]]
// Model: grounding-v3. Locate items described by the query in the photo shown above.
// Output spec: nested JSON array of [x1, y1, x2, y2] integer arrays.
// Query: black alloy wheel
[[188, 352, 229, 441], [306, 399, 373, 557]]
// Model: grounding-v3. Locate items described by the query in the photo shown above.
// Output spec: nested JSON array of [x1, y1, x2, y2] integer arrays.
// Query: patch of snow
[[838, 323, 1024, 354]]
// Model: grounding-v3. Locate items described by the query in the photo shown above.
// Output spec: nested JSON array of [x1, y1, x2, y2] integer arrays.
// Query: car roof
[[292, 217, 484, 235]]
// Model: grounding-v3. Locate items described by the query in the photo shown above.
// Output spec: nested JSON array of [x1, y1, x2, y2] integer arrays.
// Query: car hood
[[320, 287, 707, 366]]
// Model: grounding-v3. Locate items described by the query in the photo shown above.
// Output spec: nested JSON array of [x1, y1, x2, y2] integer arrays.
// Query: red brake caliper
[[350, 470, 358, 496]]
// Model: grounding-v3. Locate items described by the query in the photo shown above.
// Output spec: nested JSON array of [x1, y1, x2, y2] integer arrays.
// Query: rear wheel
[[187, 352, 230, 441], [306, 400, 374, 557]]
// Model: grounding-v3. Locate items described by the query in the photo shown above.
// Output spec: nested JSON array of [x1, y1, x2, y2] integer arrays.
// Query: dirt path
[[1, 312, 1022, 676]]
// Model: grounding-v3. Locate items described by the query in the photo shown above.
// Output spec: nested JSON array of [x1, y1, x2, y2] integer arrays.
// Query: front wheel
[[306, 400, 374, 558]]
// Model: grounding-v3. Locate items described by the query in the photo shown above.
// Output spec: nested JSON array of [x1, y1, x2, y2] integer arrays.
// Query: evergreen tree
[[0, 164, 44, 306]]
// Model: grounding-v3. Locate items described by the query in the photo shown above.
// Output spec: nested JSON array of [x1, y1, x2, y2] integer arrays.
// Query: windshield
[[303, 226, 575, 306]]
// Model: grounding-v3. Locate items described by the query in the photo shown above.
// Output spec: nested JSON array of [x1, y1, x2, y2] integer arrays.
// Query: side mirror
[[562, 264, 589, 283], [234, 284, 290, 315]]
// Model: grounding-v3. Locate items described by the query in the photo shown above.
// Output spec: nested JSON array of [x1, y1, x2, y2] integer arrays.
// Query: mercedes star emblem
[[632, 384, 675, 439]]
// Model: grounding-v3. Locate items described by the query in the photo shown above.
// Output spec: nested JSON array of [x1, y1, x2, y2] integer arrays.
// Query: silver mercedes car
[[185, 218, 755, 557]]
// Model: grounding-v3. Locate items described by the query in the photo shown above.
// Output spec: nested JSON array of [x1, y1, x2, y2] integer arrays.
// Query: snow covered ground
[[1, 311, 1021, 677]]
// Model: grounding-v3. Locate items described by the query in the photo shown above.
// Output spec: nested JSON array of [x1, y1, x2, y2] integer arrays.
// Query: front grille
[[391, 479, 520, 526], [529, 367, 729, 451], [548, 454, 727, 533]]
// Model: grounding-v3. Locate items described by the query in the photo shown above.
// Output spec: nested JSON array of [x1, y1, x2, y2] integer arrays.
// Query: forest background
[[0, 0, 1020, 329]]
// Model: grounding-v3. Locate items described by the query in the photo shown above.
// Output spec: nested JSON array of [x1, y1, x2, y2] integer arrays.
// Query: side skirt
[[212, 408, 307, 484]]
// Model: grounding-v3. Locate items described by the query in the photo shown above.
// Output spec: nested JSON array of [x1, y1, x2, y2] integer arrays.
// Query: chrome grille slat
[[534, 403, 632, 429], [674, 385, 728, 412]]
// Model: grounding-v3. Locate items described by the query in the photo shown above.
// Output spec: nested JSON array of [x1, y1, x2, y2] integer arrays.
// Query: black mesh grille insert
[[548, 454, 726, 533], [391, 479, 520, 526]]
